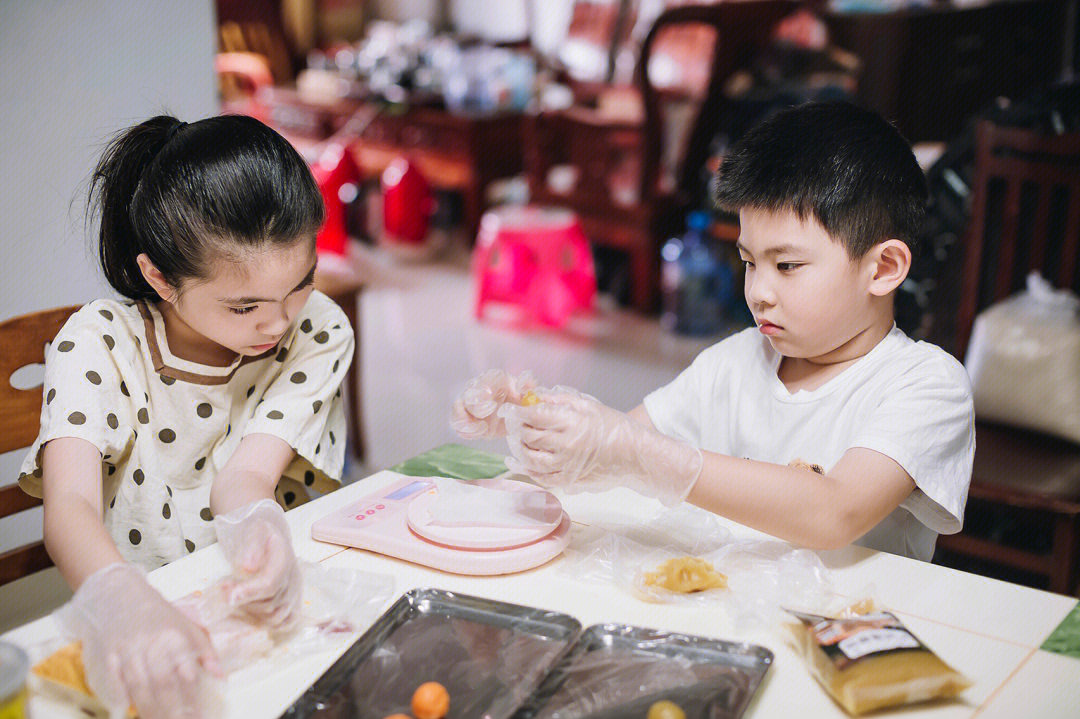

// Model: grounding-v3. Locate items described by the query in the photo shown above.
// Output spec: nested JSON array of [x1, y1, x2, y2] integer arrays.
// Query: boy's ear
[[865, 239, 911, 297], [135, 253, 177, 303]]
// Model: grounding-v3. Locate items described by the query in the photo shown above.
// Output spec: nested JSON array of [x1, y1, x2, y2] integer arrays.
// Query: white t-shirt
[[19, 291, 353, 571], [643, 325, 975, 561]]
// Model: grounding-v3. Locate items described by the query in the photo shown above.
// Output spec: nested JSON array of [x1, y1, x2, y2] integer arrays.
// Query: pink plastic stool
[[473, 205, 597, 327]]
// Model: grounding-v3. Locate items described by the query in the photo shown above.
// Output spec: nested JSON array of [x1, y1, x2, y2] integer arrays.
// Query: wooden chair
[[314, 256, 367, 463], [0, 306, 80, 586], [526, 1, 798, 312], [933, 120, 1080, 596]]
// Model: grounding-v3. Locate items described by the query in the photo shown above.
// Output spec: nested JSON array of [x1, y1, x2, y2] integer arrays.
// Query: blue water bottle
[[660, 211, 732, 336]]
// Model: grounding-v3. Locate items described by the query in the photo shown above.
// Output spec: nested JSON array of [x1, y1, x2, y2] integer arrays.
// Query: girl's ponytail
[[89, 116, 182, 300]]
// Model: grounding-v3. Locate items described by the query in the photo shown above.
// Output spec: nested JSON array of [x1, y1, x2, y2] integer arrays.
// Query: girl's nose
[[258, 305, 290, 336]]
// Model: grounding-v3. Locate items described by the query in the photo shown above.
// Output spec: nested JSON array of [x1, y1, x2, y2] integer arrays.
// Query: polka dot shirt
[[19, 291, 353, 572]]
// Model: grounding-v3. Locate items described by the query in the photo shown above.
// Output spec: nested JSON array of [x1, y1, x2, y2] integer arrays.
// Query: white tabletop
[[5, 469, 1079, 718]]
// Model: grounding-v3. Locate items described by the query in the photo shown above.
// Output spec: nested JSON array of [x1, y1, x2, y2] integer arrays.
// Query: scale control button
[[376, 504, 385, 510], [366, 509, 376, 515]]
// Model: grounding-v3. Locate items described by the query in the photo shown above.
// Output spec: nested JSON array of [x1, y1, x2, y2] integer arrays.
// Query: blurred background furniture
[[525, 1, 798, 312], [932, 120, 1080, 596], [0, 305, 80, 586], [823, 0, 1069, 143], [314, 254, 367, 463]]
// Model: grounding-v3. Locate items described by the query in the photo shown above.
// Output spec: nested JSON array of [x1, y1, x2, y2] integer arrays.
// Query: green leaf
[[392, 443, 507, 480]]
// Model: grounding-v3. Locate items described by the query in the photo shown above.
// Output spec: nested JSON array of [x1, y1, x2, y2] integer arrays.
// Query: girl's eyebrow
[[219, 261, 318, 304]]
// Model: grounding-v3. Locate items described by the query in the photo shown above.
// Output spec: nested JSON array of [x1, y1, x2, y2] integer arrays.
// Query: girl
[[18, 114, 354, 719]]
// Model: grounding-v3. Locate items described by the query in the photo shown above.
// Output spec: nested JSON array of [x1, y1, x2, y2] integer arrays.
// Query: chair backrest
[[637, 0, 799, 206], [216, 0, 296, 83], [954, 121, 1080, 356], [528, 1, 797, 214], [0, 305, 80, 585]]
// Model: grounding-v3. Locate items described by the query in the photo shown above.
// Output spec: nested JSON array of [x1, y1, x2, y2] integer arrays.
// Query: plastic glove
[[214, 499, 302, 631], [500, 389, 703, 506], [450, 369, 538, 439], [56, 562, 221, 719]]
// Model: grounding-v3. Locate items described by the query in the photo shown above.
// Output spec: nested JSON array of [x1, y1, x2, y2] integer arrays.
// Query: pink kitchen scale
[[311, 475, 572, 575]]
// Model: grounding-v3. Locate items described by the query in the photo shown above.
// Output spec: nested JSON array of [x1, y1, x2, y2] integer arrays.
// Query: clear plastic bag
[[557, 505, 836, 626], [965, 271, 1080, 443], [29, 563, 396, 715]]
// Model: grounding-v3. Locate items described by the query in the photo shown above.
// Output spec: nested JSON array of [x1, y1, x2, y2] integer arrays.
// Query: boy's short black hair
[[713, 101, 927, 259]]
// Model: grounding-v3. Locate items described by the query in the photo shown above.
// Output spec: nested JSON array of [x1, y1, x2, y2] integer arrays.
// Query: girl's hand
[[214, 499, 302, 630], [450, 369, 538, 439], [57, 562, 221, 719]]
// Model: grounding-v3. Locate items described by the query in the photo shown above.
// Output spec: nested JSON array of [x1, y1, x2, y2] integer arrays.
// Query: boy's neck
[[155, 301, 238, 367], [778, 316, 895, 393]]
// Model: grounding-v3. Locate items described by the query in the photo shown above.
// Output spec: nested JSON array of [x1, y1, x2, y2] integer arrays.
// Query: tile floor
[[0, 240, 719, 633]]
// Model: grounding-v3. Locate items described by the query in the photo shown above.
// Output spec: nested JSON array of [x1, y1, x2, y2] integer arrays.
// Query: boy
[[452, 102, 974, 561]]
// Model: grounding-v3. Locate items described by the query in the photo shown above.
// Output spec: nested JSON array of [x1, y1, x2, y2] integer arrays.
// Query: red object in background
[[381, 158, 435, 245], [310, 142, 361, 256], [473, 205, 597, 328]]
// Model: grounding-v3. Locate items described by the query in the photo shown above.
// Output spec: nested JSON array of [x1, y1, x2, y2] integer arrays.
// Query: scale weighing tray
[[310, 475, 572, 575]]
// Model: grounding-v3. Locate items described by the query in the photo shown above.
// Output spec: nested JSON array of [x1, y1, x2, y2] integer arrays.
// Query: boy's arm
[[687, 447, 916, 549], [41, 438, 125, 588]]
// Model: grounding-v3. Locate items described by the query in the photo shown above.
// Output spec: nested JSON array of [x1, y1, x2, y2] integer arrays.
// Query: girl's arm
[[41, 437, 125, 589], [687, 447, 915, 549], [208, 432, 295, 515]]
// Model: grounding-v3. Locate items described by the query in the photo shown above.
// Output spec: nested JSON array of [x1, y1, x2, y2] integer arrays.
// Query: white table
[[5, 469, 1079, 718]]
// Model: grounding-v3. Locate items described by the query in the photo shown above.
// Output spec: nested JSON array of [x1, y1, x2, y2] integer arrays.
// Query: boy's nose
[[745, 274, 775, 307]]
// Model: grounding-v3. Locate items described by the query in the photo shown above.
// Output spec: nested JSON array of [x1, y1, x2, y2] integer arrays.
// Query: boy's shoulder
[[876, 328, 972, 390]]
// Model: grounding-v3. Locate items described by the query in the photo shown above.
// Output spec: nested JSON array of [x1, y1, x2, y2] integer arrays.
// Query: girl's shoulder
[[298, 290, 350, 330], [54, 298, 145, 347]]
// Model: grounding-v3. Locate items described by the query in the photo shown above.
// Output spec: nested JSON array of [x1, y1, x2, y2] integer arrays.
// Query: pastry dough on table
[[31, 642, 136, 718], [641, 556, 728, 593]]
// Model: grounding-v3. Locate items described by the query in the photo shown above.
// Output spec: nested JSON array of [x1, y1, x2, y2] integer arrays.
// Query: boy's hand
[[450, 369, 538, 439], [214, 499, 302, 630], [57, 562, 222, 719], [499, 389, 702, 506]]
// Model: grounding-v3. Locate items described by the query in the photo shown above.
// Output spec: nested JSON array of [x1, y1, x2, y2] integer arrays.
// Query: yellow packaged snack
[[642, 557, 727, 593], [789, 610, 971, 715]]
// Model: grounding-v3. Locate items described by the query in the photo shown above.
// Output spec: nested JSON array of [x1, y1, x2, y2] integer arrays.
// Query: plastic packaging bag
[[29, 563, 395, 714], [965, 272, 1080, 443], [557, 505, 836, 626], [787, 609, 971, 715]]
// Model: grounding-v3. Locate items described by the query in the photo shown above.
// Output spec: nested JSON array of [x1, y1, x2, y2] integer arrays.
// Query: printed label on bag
[[792, 611, 926, 671]]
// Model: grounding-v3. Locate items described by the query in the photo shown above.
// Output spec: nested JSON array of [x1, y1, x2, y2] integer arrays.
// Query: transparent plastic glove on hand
[[450, 368, 538, 439], [214, 499, 302, 631], [500, 389, 703, 506], [56, 562, 221, 719]]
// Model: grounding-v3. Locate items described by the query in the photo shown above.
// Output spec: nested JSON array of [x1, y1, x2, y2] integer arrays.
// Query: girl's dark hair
[[89, 114, 324, 300], [713, 101, 927, 260]]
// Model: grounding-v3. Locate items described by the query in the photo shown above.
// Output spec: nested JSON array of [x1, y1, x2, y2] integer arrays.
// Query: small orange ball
[[411, 681, 450, 719]]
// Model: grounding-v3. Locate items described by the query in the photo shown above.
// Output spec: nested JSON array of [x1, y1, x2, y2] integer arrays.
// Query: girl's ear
[[135, 253, 177, 303], [866, 239, 911, 297]]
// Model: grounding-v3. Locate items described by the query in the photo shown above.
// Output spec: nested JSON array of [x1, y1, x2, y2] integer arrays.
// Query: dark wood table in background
[[253, 86, 525, 241]]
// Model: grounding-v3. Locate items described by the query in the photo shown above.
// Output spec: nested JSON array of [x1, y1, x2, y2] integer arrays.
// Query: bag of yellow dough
[[789, 610, 971, 715], [31, 642, 136, 717]]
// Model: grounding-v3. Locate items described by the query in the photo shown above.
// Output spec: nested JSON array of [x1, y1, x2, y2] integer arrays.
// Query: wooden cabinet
[[824, 0, 1069, 142]]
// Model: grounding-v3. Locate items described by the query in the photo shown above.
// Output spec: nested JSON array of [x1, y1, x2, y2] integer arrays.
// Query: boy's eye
[[229, 306, 256, 315], [777, 262, 801, 271]]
